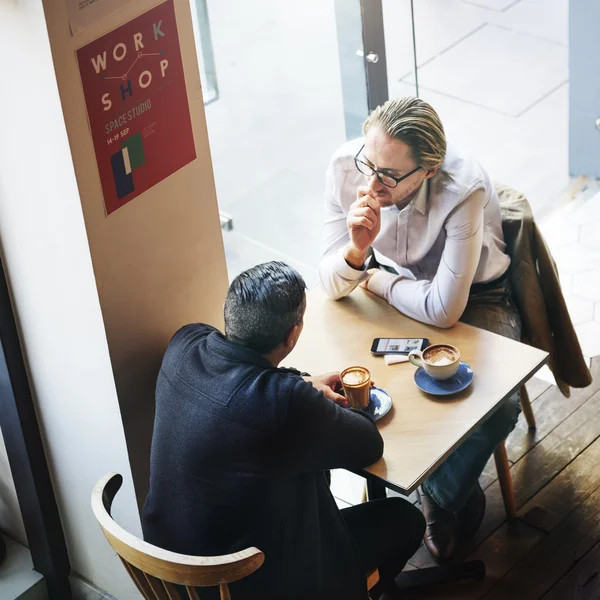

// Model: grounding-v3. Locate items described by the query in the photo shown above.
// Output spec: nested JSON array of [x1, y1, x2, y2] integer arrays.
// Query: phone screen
[[376, 338, 423, 353]]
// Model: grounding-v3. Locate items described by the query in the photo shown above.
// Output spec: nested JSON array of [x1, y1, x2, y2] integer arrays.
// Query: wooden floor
[[400, 357, 600, 600]]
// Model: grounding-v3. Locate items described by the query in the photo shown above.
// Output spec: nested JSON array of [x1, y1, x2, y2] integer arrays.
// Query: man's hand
[[303, 372, 348, 407], [344, 187, 382, 269], [359, 268, 395, 297]]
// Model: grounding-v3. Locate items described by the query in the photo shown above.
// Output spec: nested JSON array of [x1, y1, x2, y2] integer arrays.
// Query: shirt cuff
[[333, 251, 372, 283], [365, 270, 398, 299]]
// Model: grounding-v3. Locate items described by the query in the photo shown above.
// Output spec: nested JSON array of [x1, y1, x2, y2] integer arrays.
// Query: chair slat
[[163, 580, 183, 600], [186, 586, 201, 600], [366, 567, 380, 591], [125, 560, 156, 599], [120, 558, 146, 598], [120, 558, 154, 600], [144, 572, 170, 600], [219, 583, 231, 600]]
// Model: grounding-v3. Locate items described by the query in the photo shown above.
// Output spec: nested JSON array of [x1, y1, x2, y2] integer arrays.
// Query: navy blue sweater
[[142, 324, 384, 599]]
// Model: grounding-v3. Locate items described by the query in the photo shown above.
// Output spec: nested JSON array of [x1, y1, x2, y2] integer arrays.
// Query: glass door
[[380, 0, 569, 216], [335, 0, 388, 139], [190, 0, 417, 283]]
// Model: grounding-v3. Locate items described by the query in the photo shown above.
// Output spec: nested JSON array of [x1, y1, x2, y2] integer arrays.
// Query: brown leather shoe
[[457, 481, 486, 537], [421, 491, 457, 562]]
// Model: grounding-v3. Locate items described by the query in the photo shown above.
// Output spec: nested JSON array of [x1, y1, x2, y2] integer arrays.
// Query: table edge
[[357, 350, 550, 496]]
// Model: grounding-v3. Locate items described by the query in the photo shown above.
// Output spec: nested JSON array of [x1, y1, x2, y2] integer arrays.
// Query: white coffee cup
[[408, 344, 460, 381]]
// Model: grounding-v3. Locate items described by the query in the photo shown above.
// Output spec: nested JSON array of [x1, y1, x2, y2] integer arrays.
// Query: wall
[[0, 2, 141, 597], [0, 0, 228, 598], [42, 0, 229, 508], [0, 432, 27, 546]]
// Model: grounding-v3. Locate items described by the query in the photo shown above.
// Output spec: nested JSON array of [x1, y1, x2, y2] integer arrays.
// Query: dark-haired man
[[142, 261, 424, 600]]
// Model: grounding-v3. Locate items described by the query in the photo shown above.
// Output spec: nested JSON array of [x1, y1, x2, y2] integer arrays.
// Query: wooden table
[[289, 286, 549, 497]]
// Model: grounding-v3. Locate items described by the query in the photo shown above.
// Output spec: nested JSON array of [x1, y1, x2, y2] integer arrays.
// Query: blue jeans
[[421, 276, 522, 513]]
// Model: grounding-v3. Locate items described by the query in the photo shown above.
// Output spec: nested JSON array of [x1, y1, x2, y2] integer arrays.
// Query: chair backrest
[[91, 473, 265, 600]]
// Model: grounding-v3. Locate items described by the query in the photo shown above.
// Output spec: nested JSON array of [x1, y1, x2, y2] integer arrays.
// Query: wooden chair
[[493, 180, 546, 518], [494, 385, 535, 518], [91, 473, 265, 600], [366, 568, 380, 594], [92, 473, 380, 599]]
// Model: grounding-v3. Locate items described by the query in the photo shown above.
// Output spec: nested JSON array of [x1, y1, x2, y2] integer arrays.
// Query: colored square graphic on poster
[[76, 0, 196, 215]]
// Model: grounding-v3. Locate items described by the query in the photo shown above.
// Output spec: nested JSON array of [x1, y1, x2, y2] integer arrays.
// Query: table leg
[[361, 476, 486, 594], [494, 441, 517, 518], [366, 478, 387, 501]]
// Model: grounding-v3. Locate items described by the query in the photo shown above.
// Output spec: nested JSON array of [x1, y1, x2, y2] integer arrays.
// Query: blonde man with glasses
[[320, 97, 521, 562]]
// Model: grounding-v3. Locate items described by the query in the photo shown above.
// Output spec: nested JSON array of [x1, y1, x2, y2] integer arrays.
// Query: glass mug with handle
[[408, 344, 460, 381]]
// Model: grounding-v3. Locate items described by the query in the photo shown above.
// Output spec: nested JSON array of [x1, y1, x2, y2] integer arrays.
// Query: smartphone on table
[[370, 337, 429, 356]]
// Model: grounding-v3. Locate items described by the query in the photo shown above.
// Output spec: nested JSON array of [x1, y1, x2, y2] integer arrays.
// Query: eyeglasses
[[354, 144, 422, 188]]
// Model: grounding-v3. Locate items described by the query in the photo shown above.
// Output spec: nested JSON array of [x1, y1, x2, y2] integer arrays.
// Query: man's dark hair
[[224, 262, 307, 354]]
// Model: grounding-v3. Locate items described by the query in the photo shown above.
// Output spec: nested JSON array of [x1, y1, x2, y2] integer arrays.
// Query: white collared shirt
[[319, 139, 510, 328]]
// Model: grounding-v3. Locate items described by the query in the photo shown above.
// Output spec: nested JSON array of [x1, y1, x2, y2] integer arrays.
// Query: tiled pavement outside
[[202, 0, 572, 288], [540, 190, 600, 359]]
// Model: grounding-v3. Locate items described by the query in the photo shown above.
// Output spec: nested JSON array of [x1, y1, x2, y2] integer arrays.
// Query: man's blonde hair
[[363, 97, 447, 171]]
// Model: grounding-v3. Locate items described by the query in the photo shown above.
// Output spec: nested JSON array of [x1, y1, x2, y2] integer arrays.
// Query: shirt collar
[[411, 178, 429, 215], [207, 330, 274, 370]]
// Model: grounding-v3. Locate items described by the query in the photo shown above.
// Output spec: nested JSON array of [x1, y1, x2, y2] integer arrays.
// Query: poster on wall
[[76, 0, 197, 216], [66, 0, 134, 35]]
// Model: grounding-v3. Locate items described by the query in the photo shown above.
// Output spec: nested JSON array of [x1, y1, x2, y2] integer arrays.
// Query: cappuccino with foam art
[[340, 366, 371, 409], [423, 345, 459, 366], [408, 344, 461, 381], [341, 368, 368, 386]]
